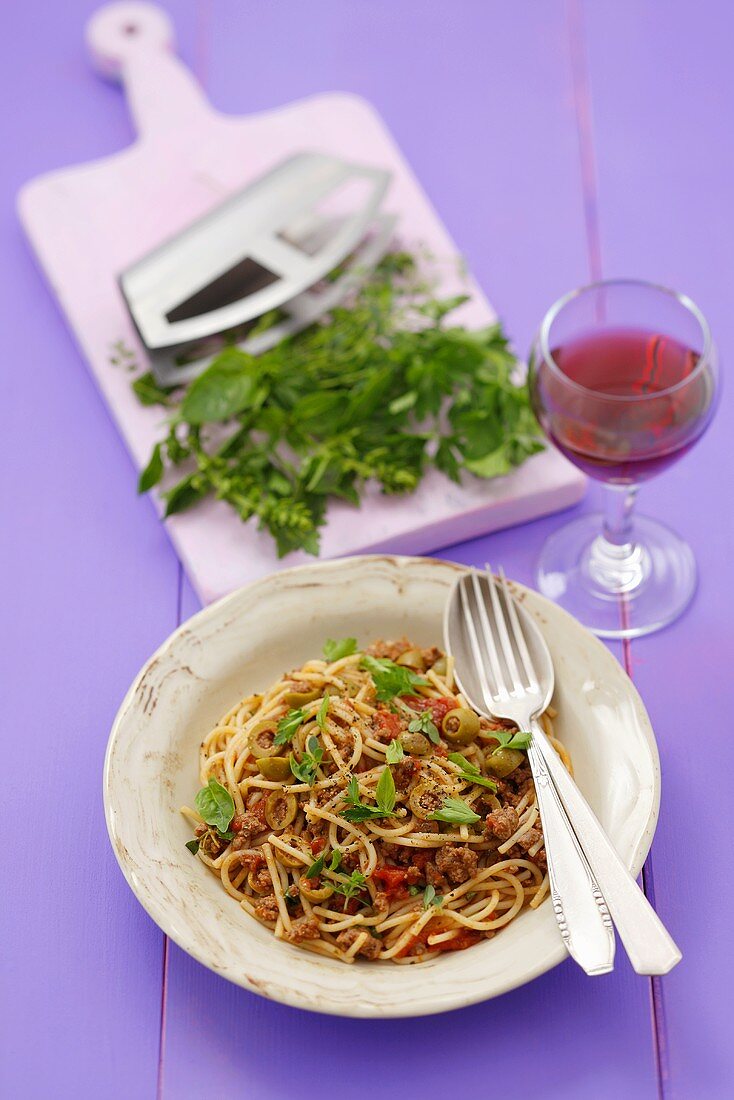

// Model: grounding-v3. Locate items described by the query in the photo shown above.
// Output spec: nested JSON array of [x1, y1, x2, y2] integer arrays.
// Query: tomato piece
[[371, 865, 418, 899], [374, 709, 404, 740], [310, 836, 326, 856], [403, 696, 457, 726]]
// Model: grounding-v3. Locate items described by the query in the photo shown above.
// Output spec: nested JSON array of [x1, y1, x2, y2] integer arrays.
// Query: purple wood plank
[[0, 2, 200, 1097], [581, 3, 734, 1097], [161, 4, 658, 1097]]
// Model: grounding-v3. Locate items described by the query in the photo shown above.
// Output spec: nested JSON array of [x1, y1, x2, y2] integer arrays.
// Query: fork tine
[[470, 570, 510, 701], [498, 566, 540, 693], [458, 579, 496, 710], [484, 563, 524, 694]]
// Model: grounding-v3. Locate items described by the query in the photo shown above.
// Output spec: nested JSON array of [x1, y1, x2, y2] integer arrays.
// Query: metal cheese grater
[[119, 152, 396, 385]]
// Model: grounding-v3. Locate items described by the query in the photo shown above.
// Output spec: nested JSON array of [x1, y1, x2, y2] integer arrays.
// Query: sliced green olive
[[249, 720, 279, 759], [442, 707, 480, 745], [485, 747, 524, 778], [283, 687, 321, 706], [273, 833, 302, 866], [247, 869, 271, 895], [265, 790, 298, 830], [431, 655, 448, 677], [396, 648, 426, 671], [299, 877, 334, 902], [399, 731, 430, 756], [257, 756, 292, 781], [409, 779, 445, 820]]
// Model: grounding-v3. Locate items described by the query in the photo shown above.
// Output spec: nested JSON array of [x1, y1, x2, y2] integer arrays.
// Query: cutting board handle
[[85, 2, 211, 137]]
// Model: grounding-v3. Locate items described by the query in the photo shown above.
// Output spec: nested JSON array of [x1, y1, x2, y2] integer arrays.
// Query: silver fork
[[453, 567, 616, 975]]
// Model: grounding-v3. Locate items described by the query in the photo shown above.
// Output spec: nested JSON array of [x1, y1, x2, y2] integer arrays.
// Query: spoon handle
[[531, 719, 682, 975], [527, 739, 616, 975]]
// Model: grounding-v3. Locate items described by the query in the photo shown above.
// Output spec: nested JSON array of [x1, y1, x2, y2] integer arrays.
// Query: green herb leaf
[[180, 349, 260, 424], [361, 655, 429, 702], [323, 637, 358, 662], [316, 693, 330, 731], [185, 839, 200, 855], [408, 884, 422, 896], [274, 707, 306, 747], [385, 739, 405, 765], [329, 849, 342, 872], [491, 730, 533, 753], [133, 252, 542, 558], [342, 773, 394, 822], [408, 711, 440, 744], [289, 736, 324, 785], [329, 870, 367, 900], [138, 443, 164, 493], [423, 884, 444, 909], [305, 852, 325, 879], [194, 778, 235, 833], [447, 752, 498, 791], [375, 766, 396, 815], [132, 371, 174, 407], [429, 797, 481, 826]]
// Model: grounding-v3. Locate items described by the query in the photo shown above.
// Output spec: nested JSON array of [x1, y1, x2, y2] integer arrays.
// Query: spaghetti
[[181, 638, 570, 963]]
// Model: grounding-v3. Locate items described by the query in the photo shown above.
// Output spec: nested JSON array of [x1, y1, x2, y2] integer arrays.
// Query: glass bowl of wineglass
[[528, 279, 719, 638]]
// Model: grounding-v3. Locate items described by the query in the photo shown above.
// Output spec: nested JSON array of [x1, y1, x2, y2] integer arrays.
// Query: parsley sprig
[[305, 848, 342, 880], [361, 655, 429, 702], [289, 735, 324, 785], [135, 251, 542, 559], [342, 769, 396, 822], [407, 710, 440, 744], [323, 637, 358, 662], [274, 707, 307, 747]]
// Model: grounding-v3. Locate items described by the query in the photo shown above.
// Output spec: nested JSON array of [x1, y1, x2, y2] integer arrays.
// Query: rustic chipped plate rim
[[103, 554, 660, 1017]]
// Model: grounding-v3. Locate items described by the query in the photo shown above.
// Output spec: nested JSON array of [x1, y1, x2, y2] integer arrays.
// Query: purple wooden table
[[2, 2, 731, 1097]]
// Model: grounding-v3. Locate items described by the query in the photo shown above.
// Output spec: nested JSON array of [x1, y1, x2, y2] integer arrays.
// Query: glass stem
[[587, 485, 647, 593], [602, 484, 638, 548]]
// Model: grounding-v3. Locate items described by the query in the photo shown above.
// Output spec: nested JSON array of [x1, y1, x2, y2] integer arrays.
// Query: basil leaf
[[323, 637, 358, 662], [194, 778, 235, 833], [138, 443, 164, 493], [385, 739, 405, 765], [305, 852, 325, 879], [461, 773, 497, 792], [185, 839, 200, 855], [491, 729, 532, 753], [316, 693, 329, 731], [361, 655, 429, 702], [376, 766, 396, 815], [181, 349, 260, 424], [448, 752, 476, 773], [429, 797, 481, 825], [329, 849, 342, 872], [274, 707, 306, 747]]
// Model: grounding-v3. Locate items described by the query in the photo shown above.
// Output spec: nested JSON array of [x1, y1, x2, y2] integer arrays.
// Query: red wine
[[531, 327, 714, 482]]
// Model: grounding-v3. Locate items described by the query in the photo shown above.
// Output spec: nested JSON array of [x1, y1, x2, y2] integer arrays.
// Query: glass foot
[[537, 513, 696, 639]]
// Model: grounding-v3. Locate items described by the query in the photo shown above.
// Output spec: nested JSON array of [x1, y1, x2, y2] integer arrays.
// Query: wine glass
[[528, 279, 719, 638]]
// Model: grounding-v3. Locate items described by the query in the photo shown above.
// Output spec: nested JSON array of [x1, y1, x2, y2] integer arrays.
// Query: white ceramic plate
[[103, 555, 660, 1016]]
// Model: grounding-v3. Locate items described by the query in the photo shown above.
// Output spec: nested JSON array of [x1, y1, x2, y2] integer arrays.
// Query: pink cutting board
[[18, 1, 585, 605]]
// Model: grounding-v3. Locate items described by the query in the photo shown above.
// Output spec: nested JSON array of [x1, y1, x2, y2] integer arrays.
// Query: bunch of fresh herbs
[[135, 252, 543, 557]]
